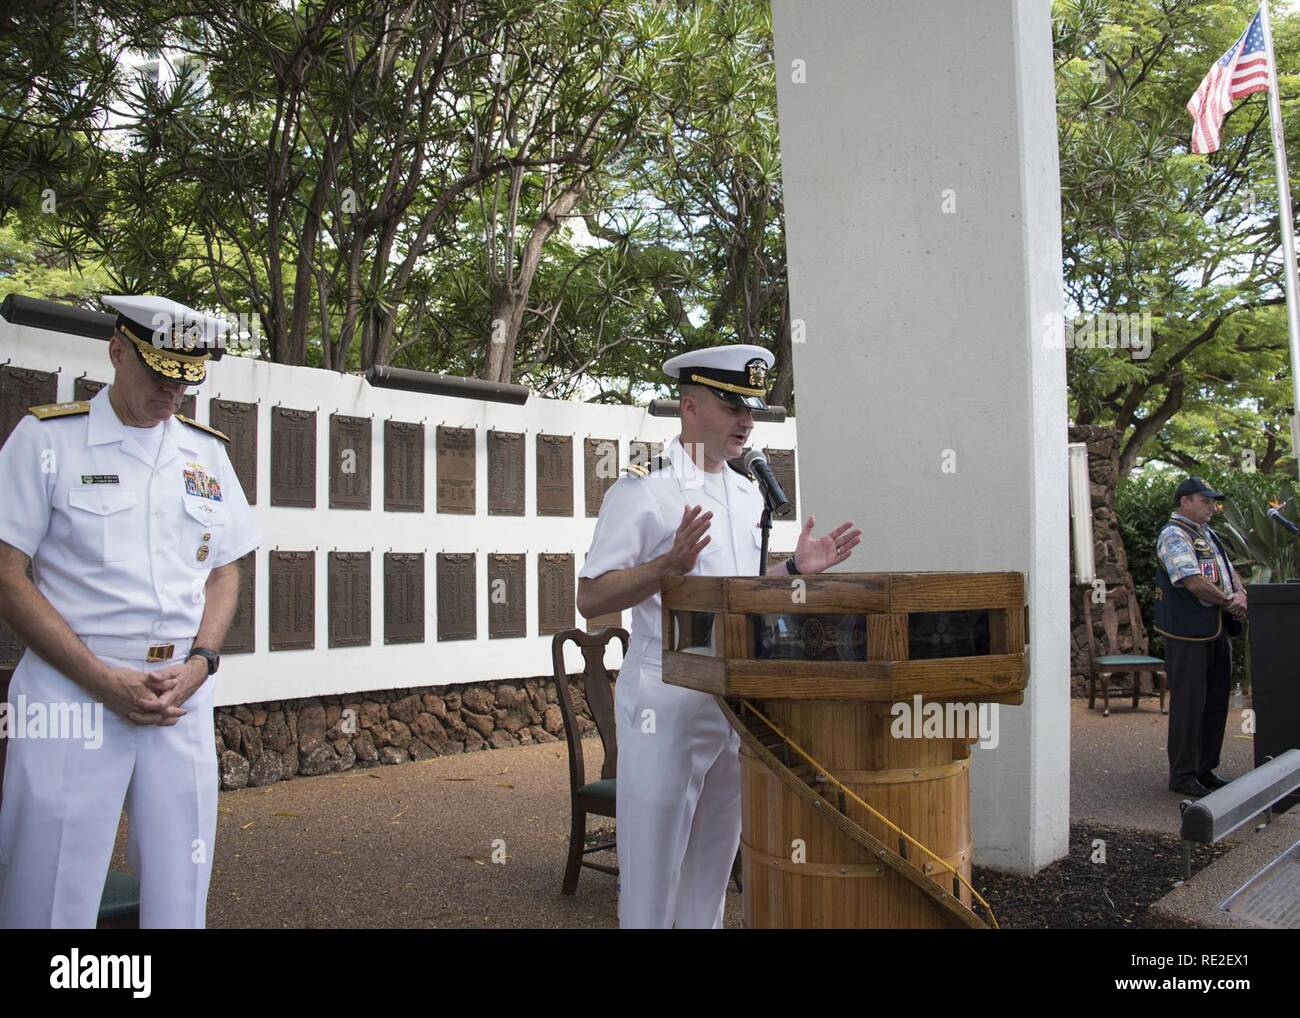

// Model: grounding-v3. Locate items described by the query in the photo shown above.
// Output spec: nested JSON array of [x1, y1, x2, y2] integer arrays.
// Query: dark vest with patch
[[1153, 517, 1233, 641]]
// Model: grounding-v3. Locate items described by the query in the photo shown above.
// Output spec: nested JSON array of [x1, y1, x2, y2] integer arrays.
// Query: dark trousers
[[1164, 631, 1232, 785]]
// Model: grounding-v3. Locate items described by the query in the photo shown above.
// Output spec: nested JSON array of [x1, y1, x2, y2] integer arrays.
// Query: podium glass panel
[[751, 613, 868, 661], [907, 610, 991, 659]]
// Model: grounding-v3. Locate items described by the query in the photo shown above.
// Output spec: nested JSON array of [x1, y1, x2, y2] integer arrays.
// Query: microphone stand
[[759, 505, 773, 575]]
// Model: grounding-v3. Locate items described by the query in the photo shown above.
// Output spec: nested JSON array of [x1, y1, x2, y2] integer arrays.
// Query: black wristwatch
[[785, 557, 801, 576], [188, 647, 220, 676]]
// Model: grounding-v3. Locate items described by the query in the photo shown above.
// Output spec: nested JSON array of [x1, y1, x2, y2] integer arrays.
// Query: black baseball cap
[[1175, 476, 1226, 502]]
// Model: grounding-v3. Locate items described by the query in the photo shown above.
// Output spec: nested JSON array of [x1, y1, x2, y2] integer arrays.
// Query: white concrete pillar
[[772, 0, 1069, 871]]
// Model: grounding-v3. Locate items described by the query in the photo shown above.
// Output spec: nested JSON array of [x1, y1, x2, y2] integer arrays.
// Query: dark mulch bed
[[972, 822, 1232, 929]]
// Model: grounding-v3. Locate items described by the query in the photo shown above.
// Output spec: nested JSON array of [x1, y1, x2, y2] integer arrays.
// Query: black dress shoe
[[1198, 771, 1230, 789], [1169, 778, 1211, 797]]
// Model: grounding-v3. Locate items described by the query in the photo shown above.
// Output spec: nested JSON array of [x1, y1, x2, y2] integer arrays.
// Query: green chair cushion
[[579, 778, 616, 801], [99, 870, 140, 922], [1093, 654, 1164, 667]]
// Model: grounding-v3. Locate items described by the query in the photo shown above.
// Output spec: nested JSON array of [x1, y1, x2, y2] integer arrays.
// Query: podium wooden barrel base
[[737, 699, 975, 929]]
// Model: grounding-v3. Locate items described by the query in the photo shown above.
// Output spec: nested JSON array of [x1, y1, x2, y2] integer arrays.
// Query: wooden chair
[[551, 627, 626, 895], [1080, 587, 1166, 717], [0, 665, 141, 927]]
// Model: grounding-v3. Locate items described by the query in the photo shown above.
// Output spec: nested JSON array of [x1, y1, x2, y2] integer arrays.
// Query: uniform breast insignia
[[184, 463, 224, 501], [176, 414, 231, 443], [28, 401, 90, 420], [196, 544, 210, 562]]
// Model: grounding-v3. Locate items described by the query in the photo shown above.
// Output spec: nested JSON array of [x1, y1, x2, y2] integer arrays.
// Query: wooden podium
[[661, 571, 1028, 929]]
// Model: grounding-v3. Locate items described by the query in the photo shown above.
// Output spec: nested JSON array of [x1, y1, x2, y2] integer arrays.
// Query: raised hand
[[793, 515, 863, 574], [661, 504, 713, 576]]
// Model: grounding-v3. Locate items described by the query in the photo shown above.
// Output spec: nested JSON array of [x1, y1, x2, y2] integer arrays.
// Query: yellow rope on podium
[[739, 698, 999, 929]]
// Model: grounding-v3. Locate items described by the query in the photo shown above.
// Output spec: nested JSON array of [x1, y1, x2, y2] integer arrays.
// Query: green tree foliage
[[1056, 0, 1300, 478]]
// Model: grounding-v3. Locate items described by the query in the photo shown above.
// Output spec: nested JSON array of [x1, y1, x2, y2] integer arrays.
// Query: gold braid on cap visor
[[120, 324, 210, 383], [687, 373, 767, 398]]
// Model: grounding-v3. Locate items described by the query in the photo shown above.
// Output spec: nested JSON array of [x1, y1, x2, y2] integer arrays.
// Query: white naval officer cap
[[661, 343, 774, 411], [102, 294, 229, 385]]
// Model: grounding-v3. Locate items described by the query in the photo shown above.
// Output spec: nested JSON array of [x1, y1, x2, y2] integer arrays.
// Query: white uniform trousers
[[0, 648, 217, 929], [615, 634, 741, 929]]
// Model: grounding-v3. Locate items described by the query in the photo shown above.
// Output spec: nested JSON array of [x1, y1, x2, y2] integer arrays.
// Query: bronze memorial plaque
[[329, 414, 371, 510], [436, 553, 477, 641], [73, 377, 106, 401], [224, 552, 256, 654], [269, 551, 315, 651], [384, 552, 425, 644], [488, 553, 526, 639], [538, 553, 575, 635], [584, 438, 619, 517], [487, 430, 525, 515], [271, 407, 317, 507], [210, 398, 258, 504], [0, 365, 57, 446], [328, 551, 371, 648], [629, 440, 663, 472], [536, 434, 573, 517], [437, 426, 476, 514], [764, 447, 797, 519], [384, 420, 424, 512]]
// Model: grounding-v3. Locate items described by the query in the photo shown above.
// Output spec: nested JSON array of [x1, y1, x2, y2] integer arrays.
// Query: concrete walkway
[[108, 696, 1258, 927]]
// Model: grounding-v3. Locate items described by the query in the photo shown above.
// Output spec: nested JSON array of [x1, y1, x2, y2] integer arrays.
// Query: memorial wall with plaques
[[437, 426, 476, 514], [0, 364, 56, 446], [538, 553, 576, 635], [328, 551, 371, 647], [488, 430, 525, 515], [488, 553, 527, 639], [384, 552, 425, 644], [272, 407, 316, 507], [437, 552, 477, 640], [210, 398, 259, 504], [763, 447, 797, 519], [385, 420, 424, 512], [225, 552, 257, 654], [270, 551, 315, 650], [629, 439, 663, 471], [536, 434, 574, 516], [329, 414, 372, 509], [0, 314, 802, 703], [584, 437, 618, 516]]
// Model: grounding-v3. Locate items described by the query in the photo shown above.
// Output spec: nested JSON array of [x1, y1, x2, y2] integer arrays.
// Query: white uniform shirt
[[579, 434, 765, 644], [0, 386, 259, 639]]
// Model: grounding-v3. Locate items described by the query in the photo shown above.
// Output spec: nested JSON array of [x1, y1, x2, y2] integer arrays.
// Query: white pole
[[1260, 1, 1300, 478]]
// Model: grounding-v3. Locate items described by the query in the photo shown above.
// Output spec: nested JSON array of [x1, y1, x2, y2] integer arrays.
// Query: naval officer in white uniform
[[0, 295, 259, 928], [576, 344, 861, 928]]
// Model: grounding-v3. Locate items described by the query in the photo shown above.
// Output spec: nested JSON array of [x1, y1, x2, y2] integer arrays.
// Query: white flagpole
[[1259, 1, 1300, 477]]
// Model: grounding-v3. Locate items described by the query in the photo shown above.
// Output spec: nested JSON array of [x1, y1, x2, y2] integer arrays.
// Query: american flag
[[1187, 9, 1273, 155]]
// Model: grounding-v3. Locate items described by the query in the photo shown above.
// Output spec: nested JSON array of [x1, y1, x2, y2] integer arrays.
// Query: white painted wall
[[0, 321, 801, 707], [771, 0, 1069, 871]]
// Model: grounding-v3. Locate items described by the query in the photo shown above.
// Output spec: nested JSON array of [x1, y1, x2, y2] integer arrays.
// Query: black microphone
[[743, 448, 792, 518], [1268, 506, 1300, 537]]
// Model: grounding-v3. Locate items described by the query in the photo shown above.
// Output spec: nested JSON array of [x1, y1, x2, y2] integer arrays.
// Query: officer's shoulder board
[[624, 454, 672, 478], [175, 414, 230, 443], [28, 401, 90, 420]]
